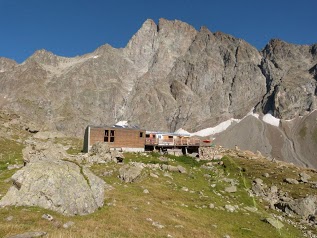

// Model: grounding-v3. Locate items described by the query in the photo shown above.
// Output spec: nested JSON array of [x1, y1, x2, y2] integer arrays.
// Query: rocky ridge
[[0, 18, 315, 136]]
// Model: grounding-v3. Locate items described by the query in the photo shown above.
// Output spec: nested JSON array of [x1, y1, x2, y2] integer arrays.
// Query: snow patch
[[188, 108, 259, 137], [251, 113, 260, 119], [174, 128, 190, 135], [92, 55, 99, 59], [262, 112, 280, 127], [249, 111, 259, 119], [284, 118, 296, 122], [246, 108, 259, 119], [115, 121, 129, 127], [178, 108, 282, 137], [191, 118, 240, 137]]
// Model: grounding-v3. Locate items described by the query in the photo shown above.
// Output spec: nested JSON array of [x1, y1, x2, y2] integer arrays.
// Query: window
[[146, 134, 150, 138], [168, 136, 173, 139], [153, 135, 156, 138], [140, 132, 143, 138], [110, 130, 115, 142], [104, 129, 115, 142], [104, 130, 109, 142]]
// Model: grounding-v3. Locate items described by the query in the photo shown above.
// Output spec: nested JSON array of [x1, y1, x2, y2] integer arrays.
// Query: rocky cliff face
[[0, 18, 316, 138], [259, 40, 317, 118]]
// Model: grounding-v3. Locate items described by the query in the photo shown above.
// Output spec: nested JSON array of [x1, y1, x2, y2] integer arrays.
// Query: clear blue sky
[[0, 0, 316, 63]]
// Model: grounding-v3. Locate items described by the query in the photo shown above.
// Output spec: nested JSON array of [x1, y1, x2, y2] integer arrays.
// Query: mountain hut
[[84, 125, 146, 153]]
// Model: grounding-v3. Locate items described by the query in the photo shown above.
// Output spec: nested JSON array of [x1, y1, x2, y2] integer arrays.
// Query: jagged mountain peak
[[0, 57, 18, 72], [157, 18, 197, 33], [94, 43, 121, 55], [139, 18, 157, 32], [125, 19, 158, 67], [213, 31, 241, 43], [32, 48, 54, 56], [262, 38, 314, 59], [266, 38, 315, 48], [126, 18, 197, 52], [199, 26, 213, 34], [0, 57, 17, 64], [25, 48, 70, 67], [28, 48, 59, 60]]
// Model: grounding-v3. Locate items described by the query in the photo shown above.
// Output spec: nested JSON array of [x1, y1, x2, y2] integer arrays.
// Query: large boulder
[[0, 159, 106, 216], [275, 195, 317, 219], [90, 142, 111, 155], [119, 164, 143, 183], [110, 150, 125, 163], [88, 142, 124, 163], [22, 141, 69, 164]]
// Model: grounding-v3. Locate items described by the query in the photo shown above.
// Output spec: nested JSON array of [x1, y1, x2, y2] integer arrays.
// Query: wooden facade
[[84, 126, 146, 153], [83, 126, 212, 154]]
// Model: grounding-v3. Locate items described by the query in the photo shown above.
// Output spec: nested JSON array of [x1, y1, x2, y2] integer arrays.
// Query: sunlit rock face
[[260, 40, 317, 119], [0, 19, 316, 137]]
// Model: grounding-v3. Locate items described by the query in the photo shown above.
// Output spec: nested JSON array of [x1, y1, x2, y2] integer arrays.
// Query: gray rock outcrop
[[22, 141, 69, 164], [300, 172, 311, 183], [90, 141, 111, 155], [264, 217, 284, 229], [284, 178, 299, 185], [275, 195, 317, 219], [84, 142, 125, 164], [260, 40, 317, 118], [119, 164, 143, 183], [251, 175, 317, 226], [0, 57, 17, 72], [7, 231, 47, 238], [225, 185, 237, 193], [0, 159, 106, 216]]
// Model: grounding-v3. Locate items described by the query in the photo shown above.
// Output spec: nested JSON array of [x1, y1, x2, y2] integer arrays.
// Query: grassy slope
[[0, 149, 307, 238], [0, 112, 313, 237], [0, 139, 24, 197]]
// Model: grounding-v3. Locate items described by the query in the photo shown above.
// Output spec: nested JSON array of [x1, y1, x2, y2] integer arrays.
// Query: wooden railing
[[145, 138, 202, 146], [158, 138, 174, 146], [145, 138, 159, 145]]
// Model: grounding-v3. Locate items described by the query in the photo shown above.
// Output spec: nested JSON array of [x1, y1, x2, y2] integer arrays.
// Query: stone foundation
[[199, 146, 225, 160]]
